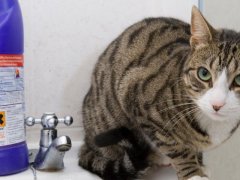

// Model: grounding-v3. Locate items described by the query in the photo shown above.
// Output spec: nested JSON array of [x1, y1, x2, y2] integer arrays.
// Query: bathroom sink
[[2, 131, 177, 180]]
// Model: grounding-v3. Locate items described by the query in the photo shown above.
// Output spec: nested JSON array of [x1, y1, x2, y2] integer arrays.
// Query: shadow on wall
[[62, 54, 97, 128]]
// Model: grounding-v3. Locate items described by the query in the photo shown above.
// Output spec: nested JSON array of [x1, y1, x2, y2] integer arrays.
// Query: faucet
[[25, 112, 73, 171]]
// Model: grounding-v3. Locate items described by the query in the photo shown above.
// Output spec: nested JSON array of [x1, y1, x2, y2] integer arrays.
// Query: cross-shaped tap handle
[[25, 112, 73, 129]]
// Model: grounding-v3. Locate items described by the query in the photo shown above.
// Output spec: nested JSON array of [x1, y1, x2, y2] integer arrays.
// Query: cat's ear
[[190, 6, 216, 49]]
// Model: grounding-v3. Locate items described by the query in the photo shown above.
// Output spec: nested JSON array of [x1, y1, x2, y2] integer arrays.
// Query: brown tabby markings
[[79, 7, 240, 180]]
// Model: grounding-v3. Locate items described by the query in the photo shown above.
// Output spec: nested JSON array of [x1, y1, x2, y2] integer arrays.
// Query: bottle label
[[0, 55, 25, 146]]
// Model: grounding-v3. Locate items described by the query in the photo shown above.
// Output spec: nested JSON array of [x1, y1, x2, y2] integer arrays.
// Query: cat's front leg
[[166, 148, 208, 180]]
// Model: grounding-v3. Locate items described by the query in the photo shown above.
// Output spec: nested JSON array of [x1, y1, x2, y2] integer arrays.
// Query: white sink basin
[[2, 141, 177, 180]]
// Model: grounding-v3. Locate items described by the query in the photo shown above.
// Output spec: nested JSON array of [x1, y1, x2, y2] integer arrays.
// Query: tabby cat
[[79, 6, 240, 180]]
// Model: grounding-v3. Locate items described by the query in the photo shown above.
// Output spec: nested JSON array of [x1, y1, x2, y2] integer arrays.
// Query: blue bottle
[[0, 0, 29, 175]]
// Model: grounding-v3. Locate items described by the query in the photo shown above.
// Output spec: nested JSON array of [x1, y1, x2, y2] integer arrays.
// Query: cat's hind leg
[[79, 144, 105, 178], [79, 143, 137, 180], [79, 127, 153, 180]]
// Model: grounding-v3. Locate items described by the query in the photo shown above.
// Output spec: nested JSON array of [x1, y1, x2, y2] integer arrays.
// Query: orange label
[[0, 55, 23, 67], [0, 111, 6, 127]]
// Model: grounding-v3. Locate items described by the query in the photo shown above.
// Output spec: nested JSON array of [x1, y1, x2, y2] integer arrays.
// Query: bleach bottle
[[0, 0, 28, 175]]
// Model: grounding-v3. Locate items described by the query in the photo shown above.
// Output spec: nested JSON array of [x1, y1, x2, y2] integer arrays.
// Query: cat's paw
[[187, 176, 209, 180]]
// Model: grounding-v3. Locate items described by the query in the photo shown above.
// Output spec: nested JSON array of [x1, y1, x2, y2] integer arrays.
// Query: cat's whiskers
[[152, 99, 194, 109], [194, 111, 204, 126], [161, 107, 199, 139], [155, 95, 194, 105], [160, 106, 198, 136], [155, 102, 197, 115], [152, 93, 197, 115], [153, 99, 195, 107], [168, 107, 199, 135], [167, 107, 199, 130]]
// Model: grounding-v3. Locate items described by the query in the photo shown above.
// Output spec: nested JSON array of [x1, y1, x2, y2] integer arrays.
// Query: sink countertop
[[2, 141, 177, 180]]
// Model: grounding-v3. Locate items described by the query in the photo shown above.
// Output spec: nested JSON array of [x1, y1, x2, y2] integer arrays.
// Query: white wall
[[19, 0, 198, 129], [202, 1, 240, 180], [203, 0, 240, 30]]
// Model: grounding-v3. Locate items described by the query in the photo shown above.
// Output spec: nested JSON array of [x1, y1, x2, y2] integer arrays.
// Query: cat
[[79, 6, 240, 180]]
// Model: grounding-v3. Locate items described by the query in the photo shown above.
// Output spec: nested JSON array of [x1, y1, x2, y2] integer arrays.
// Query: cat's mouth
[[207, 111, 227, 121], [212, 113, 225, 119], [212, 112, 224, 116]]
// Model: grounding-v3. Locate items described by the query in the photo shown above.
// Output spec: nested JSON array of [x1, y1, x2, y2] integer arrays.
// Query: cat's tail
[[79, 127, 152, 180]]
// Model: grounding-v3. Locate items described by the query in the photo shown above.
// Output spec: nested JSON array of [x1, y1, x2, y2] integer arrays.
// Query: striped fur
[[79, 7, 240, 180]]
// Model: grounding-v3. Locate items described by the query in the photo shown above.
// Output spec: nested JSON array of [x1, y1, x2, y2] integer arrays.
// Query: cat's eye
[[234, 75, 240, 86], [197, 67, 211, 82]]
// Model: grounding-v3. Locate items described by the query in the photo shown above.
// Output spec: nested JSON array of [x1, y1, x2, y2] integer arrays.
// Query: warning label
[[0, 111, 6, 127], [0, 55, 25, 146]]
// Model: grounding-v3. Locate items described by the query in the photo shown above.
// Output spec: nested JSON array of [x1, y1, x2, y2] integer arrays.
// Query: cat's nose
[[212, 104, 224, 112]]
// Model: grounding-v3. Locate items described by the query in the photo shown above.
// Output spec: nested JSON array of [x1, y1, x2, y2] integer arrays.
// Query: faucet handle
[[25, 116, 42, 126], [58, 116, 73, 126], [25, 113, 73, 129]]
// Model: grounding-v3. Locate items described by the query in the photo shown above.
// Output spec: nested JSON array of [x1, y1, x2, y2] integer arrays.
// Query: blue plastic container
[[0, 0, 29, 175]]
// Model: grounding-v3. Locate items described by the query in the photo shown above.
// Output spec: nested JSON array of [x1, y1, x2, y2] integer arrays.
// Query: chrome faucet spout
[[25, 113, 73, 171], [34, 136, 72, 171]]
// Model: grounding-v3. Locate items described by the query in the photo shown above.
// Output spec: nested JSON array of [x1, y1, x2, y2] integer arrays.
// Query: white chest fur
[[198, 115, 238, 150]]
